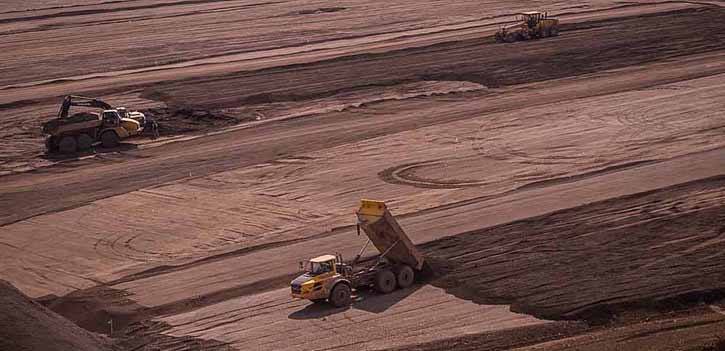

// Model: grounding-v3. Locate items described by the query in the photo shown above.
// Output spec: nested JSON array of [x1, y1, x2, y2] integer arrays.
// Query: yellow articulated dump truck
[[41, 95, 157, 154], [291, 199, 425, 307]]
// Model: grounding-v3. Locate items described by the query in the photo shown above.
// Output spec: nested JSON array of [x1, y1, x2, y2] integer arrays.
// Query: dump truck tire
[[375, 269, 397, 294], [329, 283, 351, 307], [494, 32, 505, 43], [77, 134, 94, 150], [45, 137, 58, 153], [551, 27, 559, 36], [101, 131, 120, 148], [58, 136, 77, 154], [396, 265, 415, 289]]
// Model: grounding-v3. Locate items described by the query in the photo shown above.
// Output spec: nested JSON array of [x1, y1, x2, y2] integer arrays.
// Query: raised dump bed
[[356, 199, 424, 270]]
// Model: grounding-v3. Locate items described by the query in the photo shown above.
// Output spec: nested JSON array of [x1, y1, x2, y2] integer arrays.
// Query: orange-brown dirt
[[1, 0, 724, 350], [0, 280, 113, 351]]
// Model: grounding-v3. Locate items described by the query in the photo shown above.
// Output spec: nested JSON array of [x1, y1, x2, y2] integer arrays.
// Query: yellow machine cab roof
[[310, 254, 336, 263]]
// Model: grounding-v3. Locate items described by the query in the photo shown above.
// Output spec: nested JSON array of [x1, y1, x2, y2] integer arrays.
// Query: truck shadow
[[41, 143, 139, 161], [288, 283, 424, 320]]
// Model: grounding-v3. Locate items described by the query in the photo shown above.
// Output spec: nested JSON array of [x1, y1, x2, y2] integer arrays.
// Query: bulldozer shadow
[[288, 283, 424, 320]]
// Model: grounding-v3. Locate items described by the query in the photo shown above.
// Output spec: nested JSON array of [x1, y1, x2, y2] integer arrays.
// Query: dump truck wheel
[[329, 283, 351, 307], [45, 137, 58, 153], [101, 131, 120, 148], [58, 136, 77, 154], [375, 269, 397, 294], [494, 32, 505, 43], [396, 265, 415, 289], [550, 27, 559, 36], [77, 134, 94, 150]]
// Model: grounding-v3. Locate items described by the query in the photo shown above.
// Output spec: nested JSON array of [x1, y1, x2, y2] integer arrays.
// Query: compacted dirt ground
[[1, 0, 724, 350]]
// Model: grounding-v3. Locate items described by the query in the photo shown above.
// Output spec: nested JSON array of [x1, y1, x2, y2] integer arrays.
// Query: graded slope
[[0, 280, 112, 351]]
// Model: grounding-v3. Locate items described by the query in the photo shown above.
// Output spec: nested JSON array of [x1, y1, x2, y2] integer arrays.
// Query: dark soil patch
[[701, 338, 725, 351], [420, 175, 725, 324], [145, 8, 725, 109], [298, 7, 346, 15], [143, 107, 254, 135]]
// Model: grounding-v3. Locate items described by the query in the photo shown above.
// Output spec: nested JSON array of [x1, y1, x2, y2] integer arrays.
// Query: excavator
[[42, 95, 158, 154], [291, 200, 425, 307], [495, 11, 559, 43]]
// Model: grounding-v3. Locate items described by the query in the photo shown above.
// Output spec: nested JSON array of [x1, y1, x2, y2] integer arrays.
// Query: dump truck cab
[[291, 254, 351, 305]]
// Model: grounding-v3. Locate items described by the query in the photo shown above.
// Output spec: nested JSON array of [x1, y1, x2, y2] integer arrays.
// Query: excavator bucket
[[356, 200, 425, 270]]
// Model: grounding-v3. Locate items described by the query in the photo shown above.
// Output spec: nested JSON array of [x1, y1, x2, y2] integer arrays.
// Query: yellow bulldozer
[[495, 11, 559, 43]]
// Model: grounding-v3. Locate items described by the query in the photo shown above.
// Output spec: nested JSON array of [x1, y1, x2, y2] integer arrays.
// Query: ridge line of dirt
[[0, 0, 284, 25], [2, 71, 723, 229], [103, 162, 714, 287], [106, 174, 725, 305]]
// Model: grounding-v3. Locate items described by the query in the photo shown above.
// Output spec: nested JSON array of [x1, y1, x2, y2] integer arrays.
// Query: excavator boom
[[57, 95, 113, 119]]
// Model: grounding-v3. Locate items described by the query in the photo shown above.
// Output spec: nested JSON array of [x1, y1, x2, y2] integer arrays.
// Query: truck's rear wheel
[[101, 131, 120, 148], [58, 136, 77, 154], [396, 265, 415, 289], [375, 269, 397, 294], [329, 283, 351, 307], [77, 134, 94, 150]]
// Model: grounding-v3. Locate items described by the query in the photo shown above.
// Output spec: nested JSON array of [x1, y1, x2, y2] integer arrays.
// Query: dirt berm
[[0, 280, 114, 351]]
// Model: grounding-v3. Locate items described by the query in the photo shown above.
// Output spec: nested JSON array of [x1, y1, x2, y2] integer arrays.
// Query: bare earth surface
[[1, 0, 724, 350]]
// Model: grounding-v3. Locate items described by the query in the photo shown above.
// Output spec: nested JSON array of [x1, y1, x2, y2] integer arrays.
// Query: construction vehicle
[[291, 200, 425, 307], [41, 95, 157, 154], [495, 11, 559, 43]]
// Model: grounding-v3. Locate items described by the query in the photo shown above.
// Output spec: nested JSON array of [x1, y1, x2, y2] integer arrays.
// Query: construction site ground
[[1, 0, 724, 350]]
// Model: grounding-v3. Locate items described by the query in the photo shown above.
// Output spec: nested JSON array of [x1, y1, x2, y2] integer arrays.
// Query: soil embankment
[[0, 280, 113, 351]]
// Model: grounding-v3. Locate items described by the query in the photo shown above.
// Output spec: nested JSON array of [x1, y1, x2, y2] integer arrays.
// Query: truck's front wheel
[[45, 136, 58, 153], [329, 283, 351, 307]]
